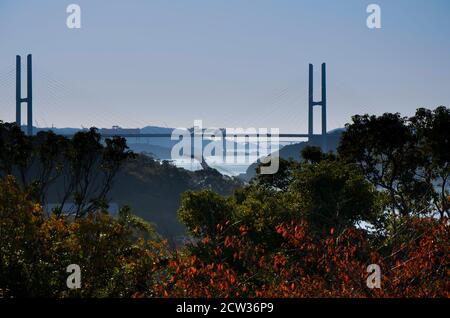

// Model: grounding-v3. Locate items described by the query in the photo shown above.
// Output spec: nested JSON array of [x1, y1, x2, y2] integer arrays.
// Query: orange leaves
[[273, 254, 287, 271], [224, 236, 232, 248], [192, 227, 200, 236], [229, 273, 236, 285], [1, 175, 170, 298], [202, 237, 210, 245], [239, 225, 249, 236], [131, 292, 144, 298], [149, 217, 449, 298], [276, 225, 288, 238], [32, 203, 42, 214], [258, 256, 266, 268]]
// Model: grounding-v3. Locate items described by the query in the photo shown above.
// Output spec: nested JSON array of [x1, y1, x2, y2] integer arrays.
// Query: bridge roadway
[[62, 133, 313, 139]]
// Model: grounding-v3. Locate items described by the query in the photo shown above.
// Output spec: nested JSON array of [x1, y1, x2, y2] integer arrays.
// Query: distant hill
[[238, 128, 345, 182], [140, 126, 174, 134], [29, 125, 176, 136]]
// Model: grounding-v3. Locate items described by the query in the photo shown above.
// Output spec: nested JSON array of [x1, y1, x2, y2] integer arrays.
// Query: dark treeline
[[0, 106, 448, 297], [0, 123, 242, 238], [0, 124, 133, 218]]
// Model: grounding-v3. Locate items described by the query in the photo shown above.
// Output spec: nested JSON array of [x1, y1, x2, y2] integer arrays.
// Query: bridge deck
[[63, 133, 315, 138]]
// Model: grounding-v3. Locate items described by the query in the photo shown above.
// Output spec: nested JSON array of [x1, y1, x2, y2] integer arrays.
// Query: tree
[[178, 190, 234, 239], [0, 123, 134, 218], [152, 216, 449, 298], [338, 112, 429, 216], [410, 106, 450, 218], [290, 157, 380, 233], [0, 176, 167, 297], [253, 146, 334, 192], [62, 128, 134, 217], [0, 121, 32, 182], [254, 157, 299, 192], [29, 131, 68, 205], [339, 107, 450, 219], [301, 145, 335, 164]]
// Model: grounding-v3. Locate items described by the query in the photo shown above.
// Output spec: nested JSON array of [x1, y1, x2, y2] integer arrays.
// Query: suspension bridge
[[0, 54, 329, 153]]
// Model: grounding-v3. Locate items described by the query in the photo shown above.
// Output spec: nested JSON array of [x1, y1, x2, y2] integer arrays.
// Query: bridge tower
[[308, 63, 327, 151], [16, 54, 33, 136]]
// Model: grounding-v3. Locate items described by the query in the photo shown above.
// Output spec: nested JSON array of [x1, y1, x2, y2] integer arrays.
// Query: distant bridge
[[70, 133, 312, 139], [8, 54, 329, 151]]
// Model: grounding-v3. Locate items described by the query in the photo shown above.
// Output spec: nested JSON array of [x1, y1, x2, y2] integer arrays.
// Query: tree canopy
[[0, 106, 448, 298]]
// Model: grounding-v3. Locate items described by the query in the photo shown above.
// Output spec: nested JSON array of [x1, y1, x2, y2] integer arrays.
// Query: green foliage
[[233, 185, 298, 247], [301, 145, 335, 163], [178, 190, 234, 239], [1, 106, 448, 298], [410, 106, 450, 217], [254, 157, 299, 191], [178, 148, 379, 246], [0, 123, 134, 218], [290, 158, 379, 232], [0, 122, 32, 178], [339, 106, 450, 218], [0, 176, 167, 298]]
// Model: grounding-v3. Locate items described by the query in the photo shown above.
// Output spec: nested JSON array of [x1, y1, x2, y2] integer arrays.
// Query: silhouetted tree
[[0, 121, 32, 182], [0, 122, 133, 218], [339, 107, 450, 218], [410, 106, 450, 218], [301, 145, 335, 163], [254, 157, 299, 192], [338, 112, 431, 216], [30, 131, 68, 205]]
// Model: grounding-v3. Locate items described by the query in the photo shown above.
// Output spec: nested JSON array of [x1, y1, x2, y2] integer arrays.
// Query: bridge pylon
[[308, 63, 327, 151], [16, 54, 33, 136]]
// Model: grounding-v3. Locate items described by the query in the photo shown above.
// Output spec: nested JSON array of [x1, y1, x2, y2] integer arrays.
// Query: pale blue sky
[[0, 0, 449, 132]]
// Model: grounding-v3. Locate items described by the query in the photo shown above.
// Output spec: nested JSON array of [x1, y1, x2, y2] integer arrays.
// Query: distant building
[[100, 125, 140, 135]]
